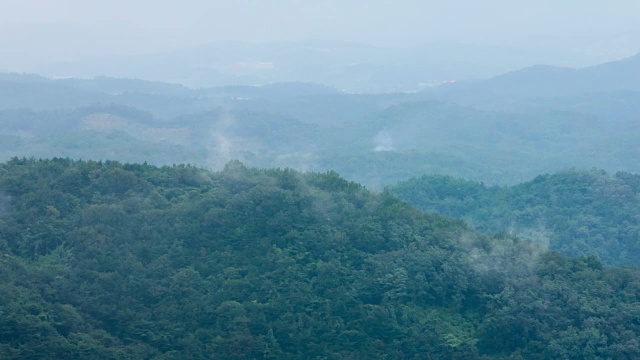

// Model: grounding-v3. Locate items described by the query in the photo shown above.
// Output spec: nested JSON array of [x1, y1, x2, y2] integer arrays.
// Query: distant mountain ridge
[[494, 51, 640, 93], [34, 39, 609, 93], [433, 52, 640, 100]]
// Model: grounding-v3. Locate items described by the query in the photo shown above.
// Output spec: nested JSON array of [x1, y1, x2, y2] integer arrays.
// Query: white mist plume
[[205, 110, 241, 169], [460, 230, 550, 279], [213, 133, 234, 161], [373, 130, 395, 152]]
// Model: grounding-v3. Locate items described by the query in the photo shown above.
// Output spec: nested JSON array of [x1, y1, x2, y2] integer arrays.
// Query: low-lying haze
[[2, 0, 640, 81]]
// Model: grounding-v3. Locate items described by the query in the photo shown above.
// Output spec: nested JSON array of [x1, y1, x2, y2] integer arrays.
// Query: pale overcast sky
[[1, 0, 640, 71]]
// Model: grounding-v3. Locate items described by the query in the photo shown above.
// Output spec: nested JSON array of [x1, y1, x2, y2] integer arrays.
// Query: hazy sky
[[1, 0, 640, 71]]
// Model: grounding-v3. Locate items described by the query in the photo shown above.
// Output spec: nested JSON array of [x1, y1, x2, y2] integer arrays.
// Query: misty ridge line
[[0, 37, 637, 93], [2, 46, 639, 97], [0, 49, 639, 190]]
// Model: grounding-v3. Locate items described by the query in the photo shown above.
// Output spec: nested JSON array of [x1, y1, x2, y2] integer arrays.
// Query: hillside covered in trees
[[391, 169, 640, 267], [2, 158, 640, 358]]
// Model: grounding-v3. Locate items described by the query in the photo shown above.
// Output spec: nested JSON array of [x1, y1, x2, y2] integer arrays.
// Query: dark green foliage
[[1, 159, 640, 358], [392, 169, 640, 266]]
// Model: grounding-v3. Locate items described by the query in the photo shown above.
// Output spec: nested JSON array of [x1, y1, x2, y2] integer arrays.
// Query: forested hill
[[2, 159, 640, 358], [391, 169, 640, 267]]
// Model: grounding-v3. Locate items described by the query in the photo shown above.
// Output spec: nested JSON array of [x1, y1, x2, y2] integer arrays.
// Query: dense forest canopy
[[1, 158, 640, 358], [391, 169, 640, 267]]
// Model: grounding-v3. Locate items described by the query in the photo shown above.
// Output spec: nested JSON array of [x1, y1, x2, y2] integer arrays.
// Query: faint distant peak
[[0, 72, 51, 83]]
